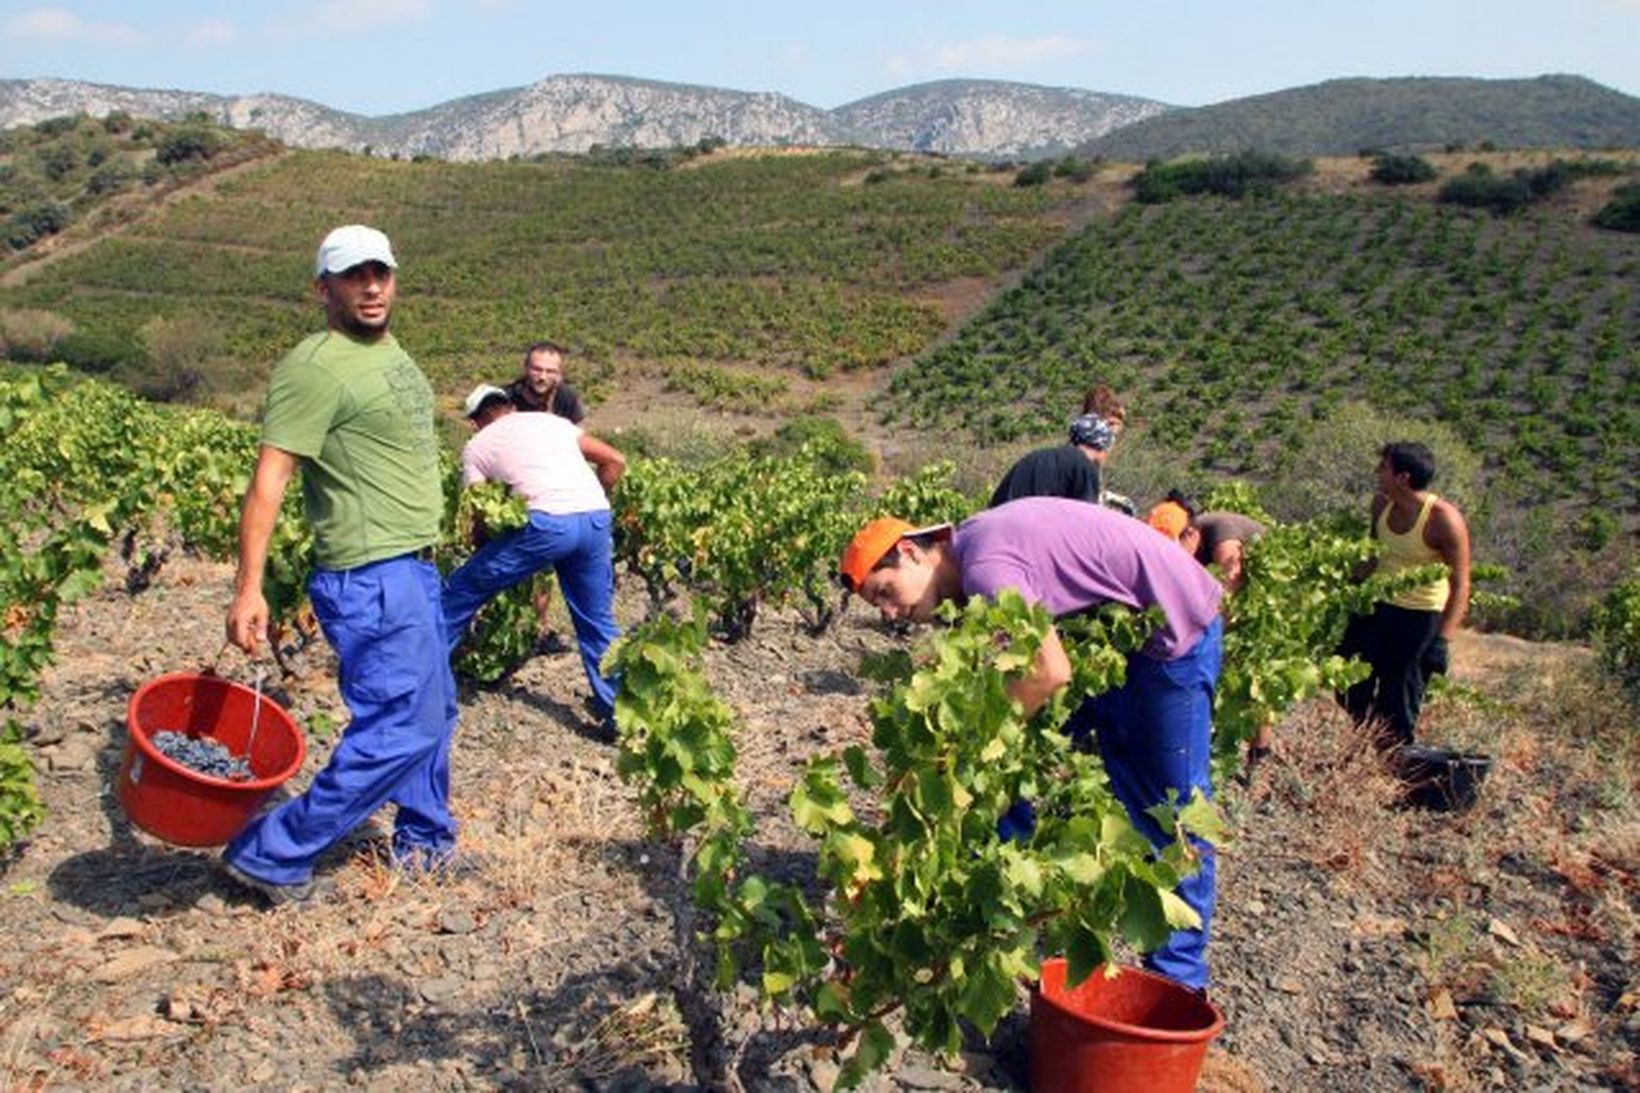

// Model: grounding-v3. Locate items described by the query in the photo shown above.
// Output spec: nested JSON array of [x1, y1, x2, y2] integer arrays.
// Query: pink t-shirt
[[460, 411, 608, 515], [955, 497, 1223, 660]]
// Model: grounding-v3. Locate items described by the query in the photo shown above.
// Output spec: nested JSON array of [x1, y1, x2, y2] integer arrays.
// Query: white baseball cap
[[315, 224, 397, 277], [463, 384, 511, 418]]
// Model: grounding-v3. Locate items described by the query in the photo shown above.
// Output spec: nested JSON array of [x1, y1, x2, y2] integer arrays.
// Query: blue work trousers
[[225, 555, 459, 885], [1070, 617, 1223, 990], [442, 510, 621, 715]]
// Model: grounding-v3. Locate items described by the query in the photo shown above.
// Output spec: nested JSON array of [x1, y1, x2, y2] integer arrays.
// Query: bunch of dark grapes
[[151, 731, 252, 780]]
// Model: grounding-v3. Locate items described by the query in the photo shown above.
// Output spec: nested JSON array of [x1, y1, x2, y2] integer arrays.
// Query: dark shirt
[[505, 377, 586, 423], [1191, 511, 1266, 565], [989, 446, 1102, 509]]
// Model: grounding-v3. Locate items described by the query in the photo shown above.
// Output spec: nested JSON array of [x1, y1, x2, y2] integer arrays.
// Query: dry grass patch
[[1260, 701, 1402, 874], [530, 990, 689, 1086]]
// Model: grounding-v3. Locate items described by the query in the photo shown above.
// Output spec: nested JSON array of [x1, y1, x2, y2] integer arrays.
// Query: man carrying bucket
[[221, 224, 462, 904], [838, 497, 1225, 991]]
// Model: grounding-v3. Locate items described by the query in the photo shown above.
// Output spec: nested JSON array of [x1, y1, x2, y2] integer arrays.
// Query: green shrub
[[1268, 401, 1483, 524], [1014, 160, 1053, 188], [750, 415, 874, 476], [2, 203, 69, 251], [1439, 159, 1599, 216], [1369, 154, 1437, 185], [1134, 151, 1314, 204], [0, 722, 45, 857], [1593, 183, 1640, 232], [155, 126, 225, 166], [85, 160, 136, 195], [0, 308, 75, 362], [1053, 155, 1096, 183], [33, 115, 82, 137], [55, 329, 145, 374], [1557, 157, 1630, 181], [1438, 163, 1533, 215], [1591, 571, 1640, 699], [37, 143, 80, 182]]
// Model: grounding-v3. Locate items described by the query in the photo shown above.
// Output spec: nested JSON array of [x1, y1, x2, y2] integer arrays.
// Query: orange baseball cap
[[838, 517, 914, 593], [1146, 501, 1190, 540], [838, 517, 952, 593]]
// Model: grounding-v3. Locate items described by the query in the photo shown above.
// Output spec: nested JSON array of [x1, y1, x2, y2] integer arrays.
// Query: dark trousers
[[1338, 603, 1442, 746]]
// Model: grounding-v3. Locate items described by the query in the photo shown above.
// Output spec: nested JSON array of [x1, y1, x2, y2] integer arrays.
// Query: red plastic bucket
[[1030, 959, 1225, 1093], [118, 672, 306, 847]]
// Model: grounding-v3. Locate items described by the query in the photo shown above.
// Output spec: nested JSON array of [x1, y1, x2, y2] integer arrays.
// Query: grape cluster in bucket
[[151, 731, 252, 781]]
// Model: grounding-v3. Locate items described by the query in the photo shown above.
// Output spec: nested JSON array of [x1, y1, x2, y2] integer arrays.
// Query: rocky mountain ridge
[[0, 73, 1164, 160], [6, 72, 1635, 164]]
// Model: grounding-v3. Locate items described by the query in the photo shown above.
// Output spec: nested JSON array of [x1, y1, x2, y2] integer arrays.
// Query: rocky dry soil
[[3, 554, 1637, 1091]]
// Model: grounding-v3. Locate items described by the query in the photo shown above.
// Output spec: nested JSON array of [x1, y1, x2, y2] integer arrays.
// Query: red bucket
[[118, 672, 306, 847], [1030, 960, 1224, 1093]]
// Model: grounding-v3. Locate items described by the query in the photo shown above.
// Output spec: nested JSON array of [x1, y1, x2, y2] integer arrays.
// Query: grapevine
[[611, 592, 1220, 1086]]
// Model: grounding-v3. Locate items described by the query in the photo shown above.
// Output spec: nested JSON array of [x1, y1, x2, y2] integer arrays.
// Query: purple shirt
[[953, 497, 1223, 660]]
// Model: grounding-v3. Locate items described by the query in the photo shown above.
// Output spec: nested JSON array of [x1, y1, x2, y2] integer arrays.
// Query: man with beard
[[222, 225, 463, 903]]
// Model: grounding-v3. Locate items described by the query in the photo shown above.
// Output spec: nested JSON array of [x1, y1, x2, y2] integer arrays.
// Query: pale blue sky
[[2, 1, 1636, 115]]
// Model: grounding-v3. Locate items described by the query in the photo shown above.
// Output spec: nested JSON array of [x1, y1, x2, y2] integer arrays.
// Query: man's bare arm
[[226, 446, 299, 655], [1009, 625, 1073, 719], [1428, 501, 1471, 638], [579, 433, 627, 494]]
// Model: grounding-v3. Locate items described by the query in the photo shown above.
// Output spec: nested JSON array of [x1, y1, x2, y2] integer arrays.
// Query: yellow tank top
[[1376, 493, 1449, 612]]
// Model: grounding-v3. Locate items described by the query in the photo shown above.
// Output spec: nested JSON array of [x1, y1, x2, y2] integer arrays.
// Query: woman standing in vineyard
[[989, 383, 1134, 515], [838, 496, 1225, 990]]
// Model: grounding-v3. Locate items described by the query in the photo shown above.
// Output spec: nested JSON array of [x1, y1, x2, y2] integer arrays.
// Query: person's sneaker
[[222, 861, 326, 907], [534, 630, 571, 656], [1239, 744, 1274, 789]]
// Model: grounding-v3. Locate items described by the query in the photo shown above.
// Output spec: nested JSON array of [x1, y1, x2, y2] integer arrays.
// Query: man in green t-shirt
[[221, 224, 463, 905]]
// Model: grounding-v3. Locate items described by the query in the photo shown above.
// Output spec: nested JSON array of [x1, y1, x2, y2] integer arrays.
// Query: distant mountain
[[0, 73, 1157, 160], [0, 76, 227, 123], [366, 75, 854, 159], [832, 79, 1170, 159], [4, 73, 1636, 163], [1080, 75, 1640, 159]]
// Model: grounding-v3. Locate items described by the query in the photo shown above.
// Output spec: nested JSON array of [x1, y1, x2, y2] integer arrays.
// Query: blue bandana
[[1069, 414, 1116, 452]]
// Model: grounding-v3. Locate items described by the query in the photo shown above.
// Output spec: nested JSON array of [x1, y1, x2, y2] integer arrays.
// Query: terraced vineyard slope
[[0, 147, 1083, 409], [887, 170, 1639, 630]]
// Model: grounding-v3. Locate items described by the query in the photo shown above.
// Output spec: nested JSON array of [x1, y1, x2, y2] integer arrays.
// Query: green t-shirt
[[261, 330, 442, 570]]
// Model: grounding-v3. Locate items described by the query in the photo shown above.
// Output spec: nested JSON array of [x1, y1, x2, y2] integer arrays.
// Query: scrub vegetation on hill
[[0, 112, 275, 256], [885, 185, 1639, 633], [0, 143, 1074, 405], [0, 123, 1636, 635]]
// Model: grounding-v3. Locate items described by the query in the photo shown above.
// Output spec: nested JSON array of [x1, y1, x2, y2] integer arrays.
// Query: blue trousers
[[442, 510, 621, 715], [225, 556, 459, 884], [1070, 617, 1223, 990]]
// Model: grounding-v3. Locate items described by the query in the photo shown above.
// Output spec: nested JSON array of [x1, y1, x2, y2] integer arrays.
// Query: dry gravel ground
[[3, 554, 1637, 1091]]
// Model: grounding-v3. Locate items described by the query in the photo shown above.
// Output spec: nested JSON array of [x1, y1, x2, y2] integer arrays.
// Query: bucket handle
[[206, 641, 270, 775]]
